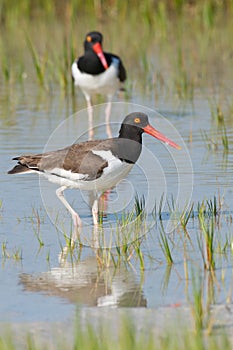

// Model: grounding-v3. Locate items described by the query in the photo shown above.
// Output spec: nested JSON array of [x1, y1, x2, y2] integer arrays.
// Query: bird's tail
[[8, 164, 32, 174]]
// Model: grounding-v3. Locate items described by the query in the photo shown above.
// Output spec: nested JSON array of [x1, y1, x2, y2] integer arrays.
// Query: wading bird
[[8, 112, 180, 236], [71, 31, 127, 139]]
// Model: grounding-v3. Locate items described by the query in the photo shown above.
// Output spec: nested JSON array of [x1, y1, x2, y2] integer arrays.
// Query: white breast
[[86, 150, 133, 192], [71, 57, 120, 98]]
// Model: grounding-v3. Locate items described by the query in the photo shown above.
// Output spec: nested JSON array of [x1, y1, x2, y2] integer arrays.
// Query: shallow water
[[0, 31, 233, 342], [1, 82, 232, 324]]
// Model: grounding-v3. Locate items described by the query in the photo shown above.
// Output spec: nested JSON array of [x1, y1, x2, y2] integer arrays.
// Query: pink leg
[[99, 189, 111, 214], [92, 198, 99, 226], [105, 100, 112, 138], [86, 98, 94, 140], [56, 186, 82, 228]]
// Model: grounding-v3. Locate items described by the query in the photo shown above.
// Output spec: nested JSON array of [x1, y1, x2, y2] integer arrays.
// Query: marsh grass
[[191, 270, 221, 336], [179, 202, 194, 241], [159, 228, 173, 265], [221, 124, 229, 152], [1, 241, 22, 261], [57, 194, 147, 269], [190, 271, 205, 332], [0, 2, 233, 346], [0, 1, 232, 104], [26, 35, 47, 87], [202, 102, 230, 153], [189, 269, 214, 334], [1, 54, 11, 83], [152, 193, 165, 221], [1, 193, 233, 347], [201, 130, 218, 151], [206, 195, 218, 217], [198, 202, 216, 271], [95, 236, 145, 271], [196, 195, 227, 272], [180, 202, 194, 228], [0, 313, 232, 350], [30, 208, 44, 248]]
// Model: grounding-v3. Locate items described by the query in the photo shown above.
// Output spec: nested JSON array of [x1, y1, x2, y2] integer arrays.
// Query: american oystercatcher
[[71, 31, 127, 138], [8, 112, 180, 230]]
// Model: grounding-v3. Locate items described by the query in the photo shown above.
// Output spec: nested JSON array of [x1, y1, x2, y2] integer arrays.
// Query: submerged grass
[[1, 241, 22, 261], [58, 194, 148, 270], [95, 195, 147, 269], [0, 313, 232, 350], [159, 227, 174, 265], [190, 271, 205, 333], [198, 201, 216, 271], [0, 2, 232, 347], [1, 193, 233, 347], [55, 192, 230, 278], [221, 124, 229, 152]]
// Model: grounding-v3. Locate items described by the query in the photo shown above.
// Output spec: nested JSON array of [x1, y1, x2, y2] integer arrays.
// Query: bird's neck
[[117, 127, 143, 164], [118, 125, 143, 144]]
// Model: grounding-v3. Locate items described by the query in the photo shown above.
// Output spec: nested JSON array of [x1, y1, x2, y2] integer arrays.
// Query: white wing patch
[[46, 167, 89, 181], [92, 150, 125, 176], [92, 149, 116, 162], [91, 149, 133, 191]]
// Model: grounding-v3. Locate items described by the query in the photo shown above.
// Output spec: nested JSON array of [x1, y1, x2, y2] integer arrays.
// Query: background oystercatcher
[[71, 31, 127, 139], [8, 112, 180, 236]]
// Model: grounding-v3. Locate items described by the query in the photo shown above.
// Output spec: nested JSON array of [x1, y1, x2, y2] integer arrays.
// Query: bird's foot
[[72, 213, 82, 228]]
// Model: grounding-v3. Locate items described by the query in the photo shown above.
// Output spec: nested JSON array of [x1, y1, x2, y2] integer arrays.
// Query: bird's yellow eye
[[134, 117, 141, 123], [86, 35, 92, 42]]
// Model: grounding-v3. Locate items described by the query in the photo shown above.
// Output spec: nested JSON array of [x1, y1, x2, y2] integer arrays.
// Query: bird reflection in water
[[19, 255, 147, 308]]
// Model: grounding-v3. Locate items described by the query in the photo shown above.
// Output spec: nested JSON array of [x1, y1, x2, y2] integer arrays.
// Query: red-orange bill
[[144, 124, 181, 150], [92, 42, 109, 70]]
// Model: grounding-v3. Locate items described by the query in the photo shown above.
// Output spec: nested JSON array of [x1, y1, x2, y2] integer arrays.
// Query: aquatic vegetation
[[0, 1, 233, 346], [1, 241, 22, 261], [190, 270, 205, 332], [0, 312, 232, 350], [197, 201, 216, 271], [201, 130, 218, 151], [30, 208, 44, 248], [159, 225, 174, 265], [57, 194, 147, 269], [180, 202, 194, 236], [0, 0, 232, 105], [221, 125, 229, 152], [26, 35, 46, 87], [201, 126, 230, 153]]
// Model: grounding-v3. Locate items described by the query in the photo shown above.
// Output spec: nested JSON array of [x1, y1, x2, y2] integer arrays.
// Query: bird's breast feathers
[[71, 58, 120, 91]]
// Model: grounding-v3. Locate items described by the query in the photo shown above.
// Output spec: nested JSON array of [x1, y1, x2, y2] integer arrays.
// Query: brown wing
[[8, 139, 119, 180]]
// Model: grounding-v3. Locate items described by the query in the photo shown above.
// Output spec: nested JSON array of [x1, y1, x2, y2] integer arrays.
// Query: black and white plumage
[[8, 112, 180, 229], [71, 31, 127, 138]]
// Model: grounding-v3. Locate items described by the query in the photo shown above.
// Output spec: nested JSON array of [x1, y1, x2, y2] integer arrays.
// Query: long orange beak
[[144, 124, 181, 150], [92, 42, 109, 70]]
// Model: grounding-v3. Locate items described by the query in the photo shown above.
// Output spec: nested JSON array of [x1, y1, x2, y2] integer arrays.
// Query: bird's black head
[[122, 112, 149, 128], [83, 31, 108, 70], [119, 112, 181, 149], [119, 112, 149, 142], [84, 31, 103, 50]]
